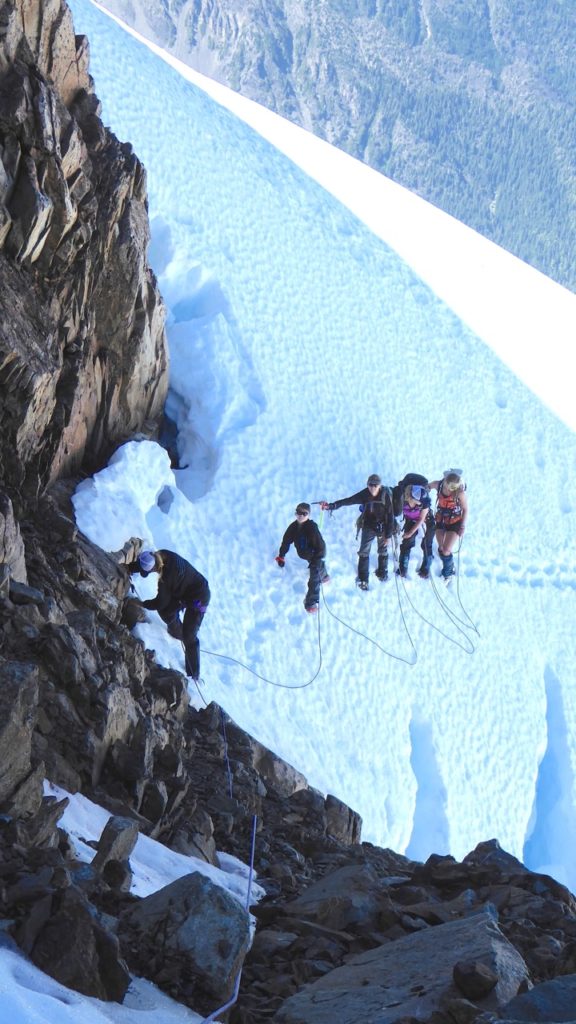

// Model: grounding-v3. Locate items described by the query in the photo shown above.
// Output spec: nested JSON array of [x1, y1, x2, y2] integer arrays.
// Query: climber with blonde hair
[[428, 470, 468, 580]]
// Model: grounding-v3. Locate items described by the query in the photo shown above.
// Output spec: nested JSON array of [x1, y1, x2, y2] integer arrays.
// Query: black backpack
[[392, 473, 429, 517]]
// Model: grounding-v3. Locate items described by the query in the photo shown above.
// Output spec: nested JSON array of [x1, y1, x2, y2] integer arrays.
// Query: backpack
[[392, 473, 428, 517], [356, 488, 393, 538]]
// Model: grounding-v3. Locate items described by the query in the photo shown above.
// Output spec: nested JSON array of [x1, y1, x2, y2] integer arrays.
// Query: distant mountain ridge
[[99, 0, 576, 292]]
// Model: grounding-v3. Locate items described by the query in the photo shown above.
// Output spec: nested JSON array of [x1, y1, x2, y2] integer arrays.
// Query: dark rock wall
[[0, 0, 167, 508], [0, 486, 365, 1011]]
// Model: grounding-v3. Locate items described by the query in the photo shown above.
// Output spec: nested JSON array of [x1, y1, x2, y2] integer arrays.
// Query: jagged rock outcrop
[[120, 871, 251, 1013], [227, 840, 576, 1024], [0, 478, 365, 1009], [273, 908, 530, 1024], [0, 0, 167, 508], [26, 883, 131, 1001]]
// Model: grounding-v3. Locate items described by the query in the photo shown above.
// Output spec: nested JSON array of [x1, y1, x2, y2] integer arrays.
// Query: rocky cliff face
[[3, 4, 576, 1024], [0, 0, 167, 508], [5, 490, 576, 1023]]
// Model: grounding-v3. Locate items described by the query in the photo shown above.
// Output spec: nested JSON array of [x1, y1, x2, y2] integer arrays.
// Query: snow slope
[[68, 0, 576, 892]]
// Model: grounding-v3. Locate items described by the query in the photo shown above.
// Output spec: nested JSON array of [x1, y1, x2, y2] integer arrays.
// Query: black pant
[[400, 512, 435, 569], [357, 525, 389, 582], [181, 605, 205, 680], [162, 597, 209, 680], [304, 554, 327, 609]]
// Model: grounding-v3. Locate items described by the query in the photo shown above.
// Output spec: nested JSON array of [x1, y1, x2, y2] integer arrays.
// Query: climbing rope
[[201, 596, 324, 689], [398, 571, 475, 654], [431, 480, 479, 637], [220, 706, 234, 799], [391, 532, 475, 655], [180, 513, 479, 692], [424, 536, 479, 640], [201, 813, 258, 1024], [321, 577, 418, 666], [447, 539, 480, 636], [190, 674, 210, 707], [314, 497, 418, 665]]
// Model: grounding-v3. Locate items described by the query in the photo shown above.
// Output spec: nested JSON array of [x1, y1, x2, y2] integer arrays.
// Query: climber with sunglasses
[[427, 470, 468, 581]]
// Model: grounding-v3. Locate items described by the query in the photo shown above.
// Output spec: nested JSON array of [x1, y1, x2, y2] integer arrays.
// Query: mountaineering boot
[[417, 553, 433, 579], [305, 604, 319, 614], [439, 551, 455, 579], [396, 551, 409, 578], [356, 578, 369, 591], [375, 553, 389, 581]]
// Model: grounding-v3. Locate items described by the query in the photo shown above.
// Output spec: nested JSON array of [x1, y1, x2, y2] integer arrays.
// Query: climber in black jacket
[[275, 503, 329, 613], [128, 549, 210, 682], [321, 474, 395, 589]]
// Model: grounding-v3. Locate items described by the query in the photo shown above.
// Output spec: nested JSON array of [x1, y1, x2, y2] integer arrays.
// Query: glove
[[320, 501, 335, 511], [275, 556, 285, 568]]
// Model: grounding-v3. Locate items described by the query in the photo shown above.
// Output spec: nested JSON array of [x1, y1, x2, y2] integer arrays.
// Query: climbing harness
[[435, 484, 465, 528]]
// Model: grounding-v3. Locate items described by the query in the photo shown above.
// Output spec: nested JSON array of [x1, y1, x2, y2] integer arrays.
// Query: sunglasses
[[295, 510, 309, 517]]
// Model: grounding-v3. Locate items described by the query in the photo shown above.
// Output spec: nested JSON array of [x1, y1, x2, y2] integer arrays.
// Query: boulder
[[91, 685, 141, 786], [91, 814, 139, 875], [170, 808, 219, 866], [9, 581, 44, 605], [251, 738, 308, 798], [283, 862, 395, 933], [325, 793, 362, 844], [464, 839, 529, 876], [273, 909, 530, 1024], [499, 973, 576, 1021], [286, 786, 327, 830], [120, 871, 251, 1006], [454, 959, 499, 999], [30, 885, 130, 1001], [3, 762, 45, 819]]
